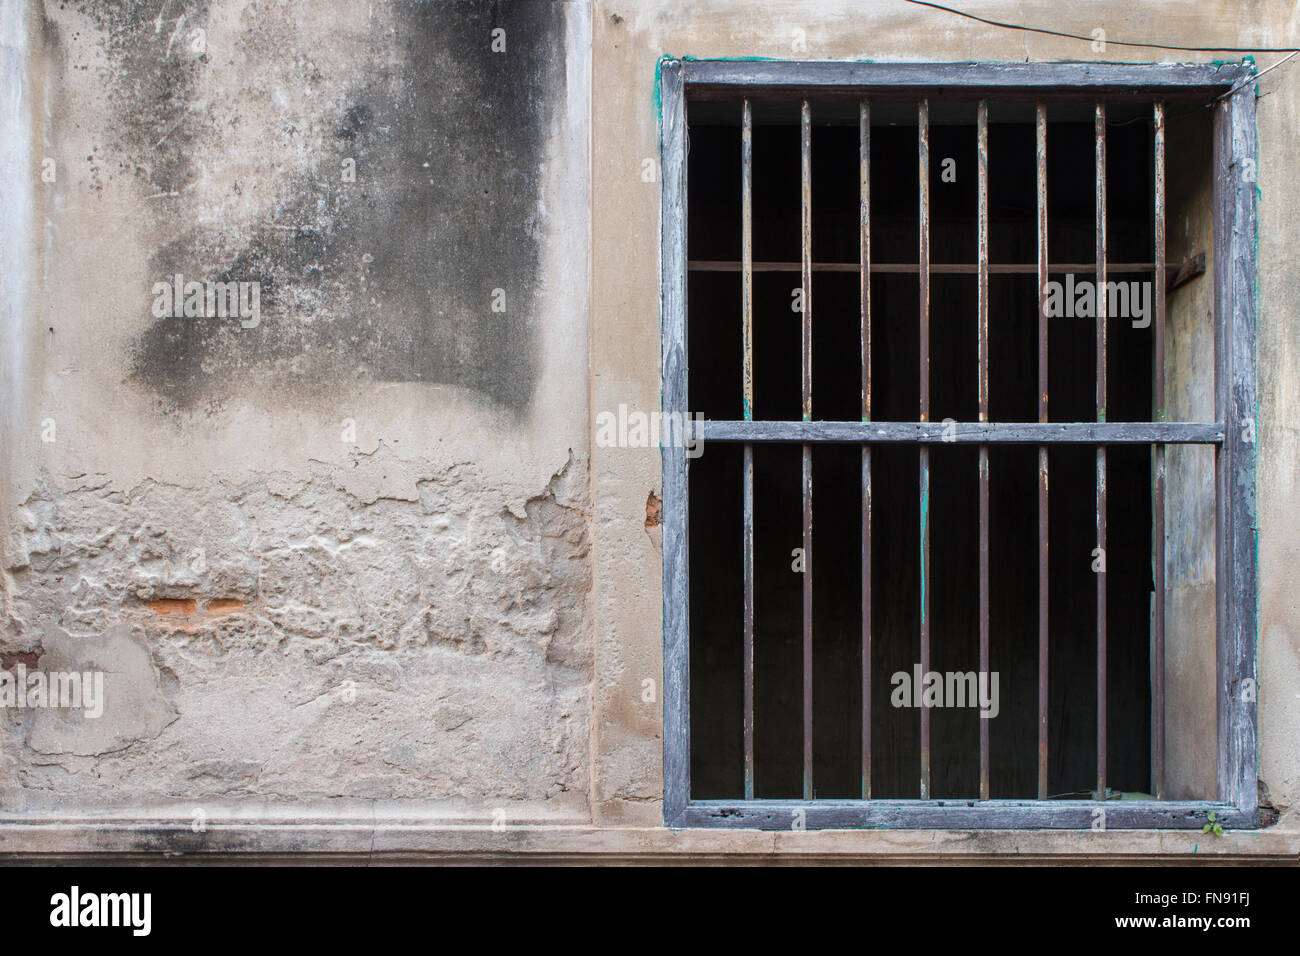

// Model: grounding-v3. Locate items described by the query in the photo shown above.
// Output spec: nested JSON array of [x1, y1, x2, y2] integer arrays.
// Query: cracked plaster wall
[[1, 0, 593, 819]]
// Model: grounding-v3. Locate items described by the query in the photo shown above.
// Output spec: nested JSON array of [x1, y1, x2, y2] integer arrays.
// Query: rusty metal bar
[[860, 99, 872, 801], [918, 98, 931, 800], [1096, 100, 1109, 800], [977, 99, 990, 802], [801, 98, 814, 801], [742, 99, 754, 423], [1153, 100, 1167, 801], [742, 446, 754, 798], [741, 98, 755, 801], [1036, 102, 1050, 801]]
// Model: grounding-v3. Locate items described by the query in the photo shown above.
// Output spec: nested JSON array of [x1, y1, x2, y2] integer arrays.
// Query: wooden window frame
[[659, 60, 1258, 830]]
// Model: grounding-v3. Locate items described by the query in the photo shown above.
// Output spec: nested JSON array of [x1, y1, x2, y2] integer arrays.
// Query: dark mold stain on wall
[[68, 0, 565, 416]]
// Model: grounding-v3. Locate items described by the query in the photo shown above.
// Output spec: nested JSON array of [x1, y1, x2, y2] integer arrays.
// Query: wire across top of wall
[[902, 0, 1300, 54]]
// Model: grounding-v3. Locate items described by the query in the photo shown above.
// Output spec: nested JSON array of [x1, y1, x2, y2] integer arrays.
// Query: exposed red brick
[[149, 598, 197, 616], [644, 491, 662, 530], [0, 650, 40, 671], [207, 599, 244, 615]]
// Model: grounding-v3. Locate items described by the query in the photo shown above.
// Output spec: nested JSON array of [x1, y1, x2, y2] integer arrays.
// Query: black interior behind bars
[[685, 104, 1197, 800]]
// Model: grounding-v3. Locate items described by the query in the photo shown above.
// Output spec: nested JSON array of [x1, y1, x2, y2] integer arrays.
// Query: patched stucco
[[2, 0, 592, 823]]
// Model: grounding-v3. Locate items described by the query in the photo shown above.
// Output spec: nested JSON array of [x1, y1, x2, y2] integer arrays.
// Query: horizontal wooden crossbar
[[681, 60, 1249, 97], [682, 799, 1253, 830]]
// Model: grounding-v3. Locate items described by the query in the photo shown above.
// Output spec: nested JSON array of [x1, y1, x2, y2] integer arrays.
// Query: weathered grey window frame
[[660, 60, 1258, 829]]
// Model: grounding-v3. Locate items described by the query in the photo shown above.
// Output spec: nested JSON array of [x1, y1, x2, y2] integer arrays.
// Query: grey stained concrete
[[2, 0, 592, 822]]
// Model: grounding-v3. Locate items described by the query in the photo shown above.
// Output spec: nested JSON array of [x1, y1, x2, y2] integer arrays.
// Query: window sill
[[0, 812, 1294, 863], [675, 799, 1256, 831]]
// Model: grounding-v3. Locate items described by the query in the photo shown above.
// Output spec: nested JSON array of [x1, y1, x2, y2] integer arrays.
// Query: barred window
[[659, 61, 1258, 829]]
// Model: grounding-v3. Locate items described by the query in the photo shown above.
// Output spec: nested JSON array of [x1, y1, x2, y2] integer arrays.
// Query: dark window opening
[[685, 100, 1214, 802]]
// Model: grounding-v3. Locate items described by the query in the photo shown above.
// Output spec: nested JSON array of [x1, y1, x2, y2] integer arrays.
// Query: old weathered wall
[[2, 0, 1299, 853], [1, 0, 592, 819], [1253, 1, 1300, 819], [590, 0, 1300, 828]]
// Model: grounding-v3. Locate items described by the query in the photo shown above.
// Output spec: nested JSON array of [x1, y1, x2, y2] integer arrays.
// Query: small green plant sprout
[[1201, 811, 1225, 837]]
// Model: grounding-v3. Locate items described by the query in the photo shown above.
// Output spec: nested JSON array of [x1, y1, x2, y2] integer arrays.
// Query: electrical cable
[[902, 0, 1299, 54]]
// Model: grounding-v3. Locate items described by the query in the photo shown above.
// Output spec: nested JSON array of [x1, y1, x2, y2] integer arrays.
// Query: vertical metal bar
[[919, 100, 931, 424], [742, 447, 755, 799], [977, 99, 990, 802], [741, 99, 755, 801], [800, 99, 814, 801], [1095, 101, 1108, 800], [1153, 100, 1167, 801], [860, 99, 872, 801], [918, 99, 931, 800], [742, 100, 755, 423], [1036, 102, 1050, 801]]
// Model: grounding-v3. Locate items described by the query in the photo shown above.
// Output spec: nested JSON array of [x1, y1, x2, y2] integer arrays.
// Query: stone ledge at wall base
[[1, 810, 1298, 864]]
